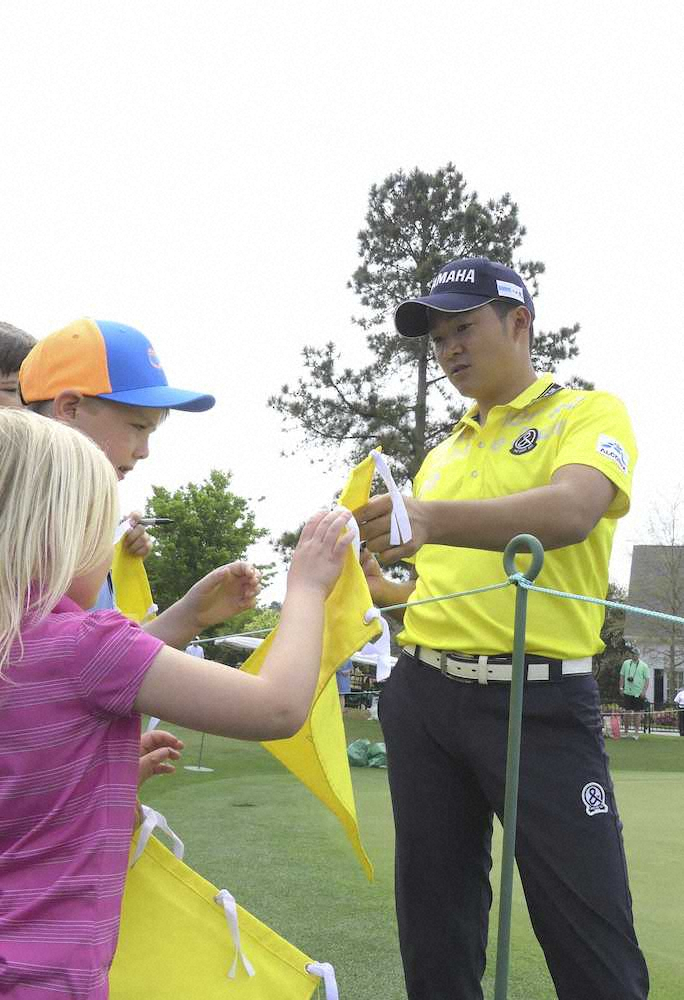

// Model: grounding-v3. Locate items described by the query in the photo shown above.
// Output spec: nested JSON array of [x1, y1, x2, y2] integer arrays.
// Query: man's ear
[[52, 390, 87, 423], [512, 305, 532, 346]]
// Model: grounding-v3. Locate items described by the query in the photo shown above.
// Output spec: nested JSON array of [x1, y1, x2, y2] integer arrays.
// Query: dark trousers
[[678, 709, 684, 737], [379, 653, 649, 1000]]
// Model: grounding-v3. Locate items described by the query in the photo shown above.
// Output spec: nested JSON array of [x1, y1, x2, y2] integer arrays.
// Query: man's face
[[71, 398, 164, 481], [428, 303, 519, 403], [0, 370, 22, 408]]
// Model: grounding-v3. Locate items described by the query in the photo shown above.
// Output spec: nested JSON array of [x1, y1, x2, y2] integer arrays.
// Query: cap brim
[[97, 386, 216, 412], [394, 294, 495, 337]]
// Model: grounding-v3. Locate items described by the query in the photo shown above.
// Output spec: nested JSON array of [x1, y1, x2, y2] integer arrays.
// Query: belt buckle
[[439, 650, 450, 677], [439, 650, 475, 683]]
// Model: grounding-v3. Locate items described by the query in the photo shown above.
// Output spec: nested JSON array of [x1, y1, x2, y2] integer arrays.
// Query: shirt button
[[471, 470, 479, 478]]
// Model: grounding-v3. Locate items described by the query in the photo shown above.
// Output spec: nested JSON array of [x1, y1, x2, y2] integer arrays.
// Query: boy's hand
[[138, 730, 185, 787], [123, 511, 153, 559], [288, 509, 354, 598], [181, 562, 261, 630]]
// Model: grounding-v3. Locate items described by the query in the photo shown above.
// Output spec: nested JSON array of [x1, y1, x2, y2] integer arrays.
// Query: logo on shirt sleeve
[[510, 428, 539, 455], [596, 434, 629, 474]]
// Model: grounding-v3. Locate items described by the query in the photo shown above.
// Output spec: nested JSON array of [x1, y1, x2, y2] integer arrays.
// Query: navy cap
[[394, 257, 535, 338]]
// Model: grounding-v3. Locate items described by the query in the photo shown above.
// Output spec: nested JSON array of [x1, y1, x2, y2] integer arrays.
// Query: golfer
[[356, 257, 648, 1000]]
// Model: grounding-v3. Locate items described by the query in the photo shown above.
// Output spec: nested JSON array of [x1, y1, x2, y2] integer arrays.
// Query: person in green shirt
[[619, 650, 650, 739]]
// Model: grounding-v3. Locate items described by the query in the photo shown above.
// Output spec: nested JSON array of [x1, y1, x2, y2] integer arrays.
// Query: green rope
[[199, 568, 684, 643], [380, 579, 512, 613], [379, 572, 684, 629], [509, 574, 684, 627]]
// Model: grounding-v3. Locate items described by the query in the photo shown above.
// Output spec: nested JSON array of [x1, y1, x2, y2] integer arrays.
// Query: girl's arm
[[133, 509, 353, 741]]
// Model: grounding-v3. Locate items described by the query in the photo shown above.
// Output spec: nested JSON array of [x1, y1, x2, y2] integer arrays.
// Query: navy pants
[[379, 653, 649, 1000]]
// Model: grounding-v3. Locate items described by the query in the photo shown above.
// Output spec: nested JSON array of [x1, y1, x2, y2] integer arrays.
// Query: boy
[[20, 317, 258, 779]]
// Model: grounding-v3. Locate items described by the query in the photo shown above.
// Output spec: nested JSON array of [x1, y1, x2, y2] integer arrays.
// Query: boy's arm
[[142, 562, 260, 648]]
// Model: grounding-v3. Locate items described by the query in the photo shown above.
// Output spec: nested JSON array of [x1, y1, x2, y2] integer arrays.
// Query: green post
[[494, 534, 545, 1000]]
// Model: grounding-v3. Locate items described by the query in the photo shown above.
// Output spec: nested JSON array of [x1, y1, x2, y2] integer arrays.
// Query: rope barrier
[[196, 561, 684, 642]]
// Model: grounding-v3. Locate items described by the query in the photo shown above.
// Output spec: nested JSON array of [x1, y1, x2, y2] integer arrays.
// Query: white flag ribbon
[[214, 888, 256, 979], [362, 608, 393, 682], [306, 961, 340, 999], [370, 450, 412, 547], [132, 804, 185, 866]]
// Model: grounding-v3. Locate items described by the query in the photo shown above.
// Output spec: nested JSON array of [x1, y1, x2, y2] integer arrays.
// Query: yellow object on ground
[[241, 453, 381, 880]]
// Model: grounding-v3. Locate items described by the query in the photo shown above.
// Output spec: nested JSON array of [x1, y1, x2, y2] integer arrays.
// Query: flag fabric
[[110, 807, 336, 999], [241, 453, 382, 880], [110, 539, 156, 624]]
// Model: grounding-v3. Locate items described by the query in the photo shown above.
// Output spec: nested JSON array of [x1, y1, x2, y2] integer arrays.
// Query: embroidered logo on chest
[[510, 428, 539, 455]]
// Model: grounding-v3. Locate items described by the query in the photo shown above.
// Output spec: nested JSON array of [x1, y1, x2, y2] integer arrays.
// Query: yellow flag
[[110, 540, 156, 624], [111, 824, 325, 999], [241, 452, 381, 880]]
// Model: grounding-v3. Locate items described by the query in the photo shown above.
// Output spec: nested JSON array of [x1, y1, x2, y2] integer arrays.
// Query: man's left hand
[[122, 511, 153, 559]]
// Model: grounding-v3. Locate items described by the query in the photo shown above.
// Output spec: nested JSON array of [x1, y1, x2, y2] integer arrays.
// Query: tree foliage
[[595, 582, 630, 703], [270, 163, 586, 484], [144, 469, 269, 625]]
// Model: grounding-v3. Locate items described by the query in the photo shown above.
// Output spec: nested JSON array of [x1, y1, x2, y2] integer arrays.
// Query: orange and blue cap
[[19, 318, 215, 412]]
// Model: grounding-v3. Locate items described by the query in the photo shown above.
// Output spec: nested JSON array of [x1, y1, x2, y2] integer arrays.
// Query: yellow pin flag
[[110, 539, 157, 624], [241, 452, 382, 880]]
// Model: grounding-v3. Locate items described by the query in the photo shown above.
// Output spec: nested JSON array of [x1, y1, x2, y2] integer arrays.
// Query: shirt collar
[[455, 373, 559, 431]]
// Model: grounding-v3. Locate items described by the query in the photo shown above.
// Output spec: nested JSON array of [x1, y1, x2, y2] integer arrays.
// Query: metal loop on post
[[503, 533, 545, 583]]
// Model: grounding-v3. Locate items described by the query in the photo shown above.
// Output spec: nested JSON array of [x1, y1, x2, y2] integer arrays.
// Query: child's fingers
[[299, 510, 327, 545], [227, 561, 259, 581], [318, 509, 353, 550]]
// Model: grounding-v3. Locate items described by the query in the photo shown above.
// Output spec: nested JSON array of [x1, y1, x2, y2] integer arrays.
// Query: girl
[[0, 408, 352, 998]]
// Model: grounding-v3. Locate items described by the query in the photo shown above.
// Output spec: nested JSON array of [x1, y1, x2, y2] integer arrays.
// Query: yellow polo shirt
[[399, 374, 636, 659]]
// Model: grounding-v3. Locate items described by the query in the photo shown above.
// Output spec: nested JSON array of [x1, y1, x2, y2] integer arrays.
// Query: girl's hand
[[138, 730, 185, 787], [287, 509, 354, 597]]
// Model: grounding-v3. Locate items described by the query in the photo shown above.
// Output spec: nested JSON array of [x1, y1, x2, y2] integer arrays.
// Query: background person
[[0, 407, 353, 997], [0, 320, 36, 407], [356, 257, 648, 1000], [619, 649, 650, 739], [673, 686, 684, 736], [336, 658, 353, 711]]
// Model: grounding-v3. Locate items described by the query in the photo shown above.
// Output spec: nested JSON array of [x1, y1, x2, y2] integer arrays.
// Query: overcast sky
[[1, 0, 682, 599]]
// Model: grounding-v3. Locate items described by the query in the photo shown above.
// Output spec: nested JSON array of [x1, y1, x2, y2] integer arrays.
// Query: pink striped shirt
[[0, 596, 163, 998]]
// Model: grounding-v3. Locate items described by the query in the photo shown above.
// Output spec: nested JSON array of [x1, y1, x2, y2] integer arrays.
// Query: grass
[[141, 714, 684, 1000]]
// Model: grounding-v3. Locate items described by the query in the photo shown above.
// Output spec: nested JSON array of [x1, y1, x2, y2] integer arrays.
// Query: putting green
[[140, 720, 683, 999]]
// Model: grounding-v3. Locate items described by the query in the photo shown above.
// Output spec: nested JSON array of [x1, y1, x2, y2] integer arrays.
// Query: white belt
[[403, 645, 592, 684]]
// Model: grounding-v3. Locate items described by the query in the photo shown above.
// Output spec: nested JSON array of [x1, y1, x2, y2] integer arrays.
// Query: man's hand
[[180, 562, 261, 632], [122, 511, 154, 559], [356, 494, 426, 563], [360, 547, 393, 604], [138, 730, 185, 787]]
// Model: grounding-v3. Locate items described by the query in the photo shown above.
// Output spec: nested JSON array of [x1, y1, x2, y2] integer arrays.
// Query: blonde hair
[[0, 409, 119, 676]]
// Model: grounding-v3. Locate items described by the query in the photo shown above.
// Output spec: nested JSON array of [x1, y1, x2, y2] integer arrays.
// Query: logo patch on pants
[[581, 781, 608, 816]]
